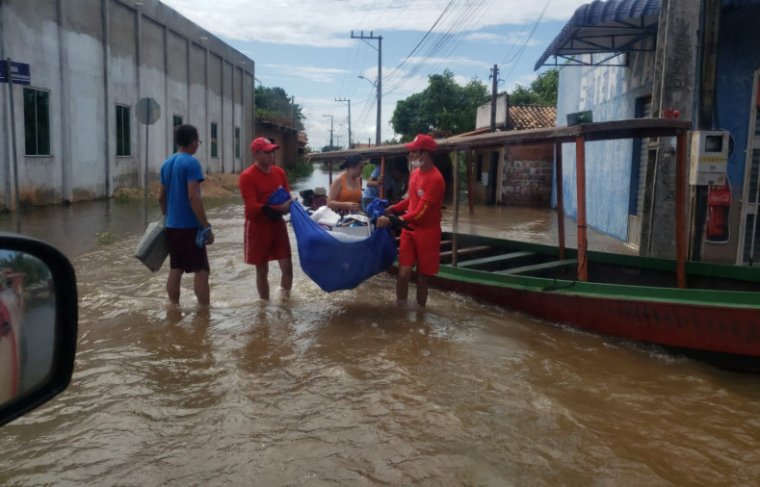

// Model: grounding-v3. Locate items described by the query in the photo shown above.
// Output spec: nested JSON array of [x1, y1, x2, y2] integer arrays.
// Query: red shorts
[[398, 227, 441, 276], [166, 228, 210, 273], [244, 219, 291, 266]]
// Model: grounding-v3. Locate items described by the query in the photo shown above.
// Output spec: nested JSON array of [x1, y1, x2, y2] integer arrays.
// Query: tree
[[391, 70, 489, 141], [509, 69, 558, 106], [255, 86, 305, 131]]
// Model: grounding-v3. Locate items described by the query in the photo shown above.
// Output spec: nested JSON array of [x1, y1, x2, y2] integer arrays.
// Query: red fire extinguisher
[[706, 183, 731, 243]]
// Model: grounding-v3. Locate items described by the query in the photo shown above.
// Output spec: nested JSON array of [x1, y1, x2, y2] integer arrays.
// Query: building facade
[[541, 0, 760, 264], [0, 0, 255, 209]]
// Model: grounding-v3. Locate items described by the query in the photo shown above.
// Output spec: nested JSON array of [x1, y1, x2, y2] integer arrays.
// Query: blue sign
[[0, 61, 31, 85]]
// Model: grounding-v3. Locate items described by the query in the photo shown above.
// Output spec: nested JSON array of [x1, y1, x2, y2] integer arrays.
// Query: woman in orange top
[[327, 154, 365, 213]]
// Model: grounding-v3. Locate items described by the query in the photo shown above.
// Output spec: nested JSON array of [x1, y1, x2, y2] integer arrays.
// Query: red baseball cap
[[404, 134, 437, 152], [250, 137, 279, 153]]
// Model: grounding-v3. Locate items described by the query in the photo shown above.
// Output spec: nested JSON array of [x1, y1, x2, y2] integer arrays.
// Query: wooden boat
[[313, 118, 760, 367], [413, 232, 760, 368]]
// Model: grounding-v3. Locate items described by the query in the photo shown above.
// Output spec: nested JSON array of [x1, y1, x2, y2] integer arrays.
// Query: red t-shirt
[[390, 164, 445, 230], [239, 163, 291, 224]]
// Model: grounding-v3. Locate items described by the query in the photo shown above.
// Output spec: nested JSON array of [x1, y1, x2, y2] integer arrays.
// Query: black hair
[[175, 124, 199, 148], [340, 154, 364, 170]]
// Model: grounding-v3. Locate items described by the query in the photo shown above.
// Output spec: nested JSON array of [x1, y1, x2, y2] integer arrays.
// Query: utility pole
[[290, 96, 296, 127], [322, 114, 334, 148], [336, 135, 342, 148], [335, 97, 352, 149], [489, 64, 499, 132], [351, 30, 382, 146]]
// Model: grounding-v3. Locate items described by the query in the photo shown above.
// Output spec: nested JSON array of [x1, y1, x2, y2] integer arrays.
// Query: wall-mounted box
[[690, 130, 729, 185]]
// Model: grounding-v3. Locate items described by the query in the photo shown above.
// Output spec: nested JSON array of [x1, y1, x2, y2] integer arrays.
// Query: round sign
[[135, 97, 161, 125]]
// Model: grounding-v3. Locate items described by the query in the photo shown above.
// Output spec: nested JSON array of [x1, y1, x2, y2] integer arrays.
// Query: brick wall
[[502, 144, 553, 207]]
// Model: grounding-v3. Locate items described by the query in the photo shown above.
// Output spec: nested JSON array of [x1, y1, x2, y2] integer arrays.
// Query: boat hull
[[389, 232, 760, 365], [427, 271, 760, 358]]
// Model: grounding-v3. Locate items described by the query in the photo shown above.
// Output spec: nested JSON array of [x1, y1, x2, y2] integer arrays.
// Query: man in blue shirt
[[158, 124, 214, 306]]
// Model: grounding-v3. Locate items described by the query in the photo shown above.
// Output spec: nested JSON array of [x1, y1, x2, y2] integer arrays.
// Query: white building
[[0, 0, 255, 209]]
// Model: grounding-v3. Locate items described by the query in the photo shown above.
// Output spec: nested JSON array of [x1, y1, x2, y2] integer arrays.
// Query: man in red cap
[[377, 133, 445, 307], [239, 137, 293, 300]]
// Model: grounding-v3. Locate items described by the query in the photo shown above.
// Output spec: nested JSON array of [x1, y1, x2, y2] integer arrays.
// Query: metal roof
[[308, 118, 690, 162], [534, 0, 660, 70]]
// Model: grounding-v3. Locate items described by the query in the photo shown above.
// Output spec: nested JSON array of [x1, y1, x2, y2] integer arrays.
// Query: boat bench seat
[[439, 245, 492, 261], [496, 258, 578, 276], [457, 251, 535, 268]]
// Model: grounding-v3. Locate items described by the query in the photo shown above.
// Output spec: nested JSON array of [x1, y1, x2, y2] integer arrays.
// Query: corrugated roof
[[534, 0, 660, 70]]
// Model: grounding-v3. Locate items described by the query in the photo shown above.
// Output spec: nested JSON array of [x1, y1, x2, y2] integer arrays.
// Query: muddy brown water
[[1, 175, 759, 485]]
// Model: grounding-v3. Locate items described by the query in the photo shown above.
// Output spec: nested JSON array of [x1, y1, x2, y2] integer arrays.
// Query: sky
[[160, 0, 591, 151]]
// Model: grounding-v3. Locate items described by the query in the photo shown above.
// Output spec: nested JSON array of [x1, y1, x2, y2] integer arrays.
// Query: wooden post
[[555, 142, 566, 260], [676, 130, 687, 288], [379, 156, 386, 199], [575, 136, 588, 281], [452, 150, 459, 266], [466, 149, 474, 214]]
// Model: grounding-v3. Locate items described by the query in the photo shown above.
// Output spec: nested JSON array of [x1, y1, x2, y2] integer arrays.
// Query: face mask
[[410, 159, 422, 169]]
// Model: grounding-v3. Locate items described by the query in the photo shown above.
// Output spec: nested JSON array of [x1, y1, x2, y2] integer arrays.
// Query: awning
[[534, 0, 660, 70]]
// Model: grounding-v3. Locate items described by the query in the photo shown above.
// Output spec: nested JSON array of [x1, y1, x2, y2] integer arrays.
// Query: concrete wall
[[0, 0, 254, 209], [555, 49, 655, 240]]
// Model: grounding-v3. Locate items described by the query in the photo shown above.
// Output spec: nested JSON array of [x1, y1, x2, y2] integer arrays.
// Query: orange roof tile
[[507, 105, 557, 130]]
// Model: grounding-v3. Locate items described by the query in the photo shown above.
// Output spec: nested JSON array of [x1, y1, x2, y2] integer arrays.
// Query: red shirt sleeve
[[389, 198, 409, 214]]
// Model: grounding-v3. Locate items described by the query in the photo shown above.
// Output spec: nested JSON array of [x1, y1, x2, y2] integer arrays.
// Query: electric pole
[[489, 64, 499, 132], [335, 97, 352, 149], [351, 30, 382, 146], [322, 114, 334, 148]]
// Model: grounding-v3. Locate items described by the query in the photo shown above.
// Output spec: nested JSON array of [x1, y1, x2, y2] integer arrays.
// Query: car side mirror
[[0, 233, 77, 427]]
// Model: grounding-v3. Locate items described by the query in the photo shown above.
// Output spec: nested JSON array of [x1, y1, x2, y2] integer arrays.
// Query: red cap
[[404, 134, 437, 152], [250, 137, 279, 153]]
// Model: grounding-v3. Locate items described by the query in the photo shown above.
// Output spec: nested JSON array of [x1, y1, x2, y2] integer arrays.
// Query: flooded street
[[1, 170, 760, 485]]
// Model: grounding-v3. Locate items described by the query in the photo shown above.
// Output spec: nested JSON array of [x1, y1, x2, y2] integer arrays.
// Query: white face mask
[[410, 158, 422, 169]]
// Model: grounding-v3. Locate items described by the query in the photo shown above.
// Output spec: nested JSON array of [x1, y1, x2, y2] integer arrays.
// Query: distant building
[[468, 93, 557, 206], [0, 0, 255, 209]]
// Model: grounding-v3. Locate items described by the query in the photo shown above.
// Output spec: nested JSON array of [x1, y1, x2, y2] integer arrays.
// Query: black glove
[[262, 205, 283, 221], [388, 214, 412, 231]]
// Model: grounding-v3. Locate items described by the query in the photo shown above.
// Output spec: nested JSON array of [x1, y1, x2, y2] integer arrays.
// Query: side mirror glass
[[0, 234, 77, 427]]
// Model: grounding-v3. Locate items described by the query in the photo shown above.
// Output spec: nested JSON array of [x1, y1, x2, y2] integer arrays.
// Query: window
[[210, 122, 218, 158], [172, 115, 183, 153], [23, 88, 51, 156], [116, 105, 131, 156], [235, 127, 241, 159]]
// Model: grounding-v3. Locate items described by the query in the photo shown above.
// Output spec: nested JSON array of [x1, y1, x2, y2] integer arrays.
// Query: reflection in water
[[1, 198, 760, 485]]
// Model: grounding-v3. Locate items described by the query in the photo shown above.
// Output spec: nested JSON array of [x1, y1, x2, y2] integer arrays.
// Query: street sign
[[135, 97, 161, 125], [0, 61, 31, 85]]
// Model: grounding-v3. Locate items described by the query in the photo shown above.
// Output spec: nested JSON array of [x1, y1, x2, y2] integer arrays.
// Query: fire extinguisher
[[706, 182, 731, 243]]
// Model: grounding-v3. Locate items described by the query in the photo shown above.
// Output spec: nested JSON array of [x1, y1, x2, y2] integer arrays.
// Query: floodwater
[[1, 168, 760, 485]]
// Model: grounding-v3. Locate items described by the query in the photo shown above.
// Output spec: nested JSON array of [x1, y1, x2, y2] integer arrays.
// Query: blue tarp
[[289, 201, 397, 292]]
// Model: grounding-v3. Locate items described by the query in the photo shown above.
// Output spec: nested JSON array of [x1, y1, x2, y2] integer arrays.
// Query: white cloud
[[464, 32, 541, 46], [403, 56, 489, 68], [162, 0, 588, 48], [262, 64, 350, 83]]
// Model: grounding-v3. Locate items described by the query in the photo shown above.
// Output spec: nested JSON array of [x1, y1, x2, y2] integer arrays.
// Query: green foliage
[[391, 70, 489, 141], [255, 86, 305, 131], [0, 253, 50, 287], [96, 231, 117, 245], [284, 154, 314, 180], [509, 69, 558, 106]]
